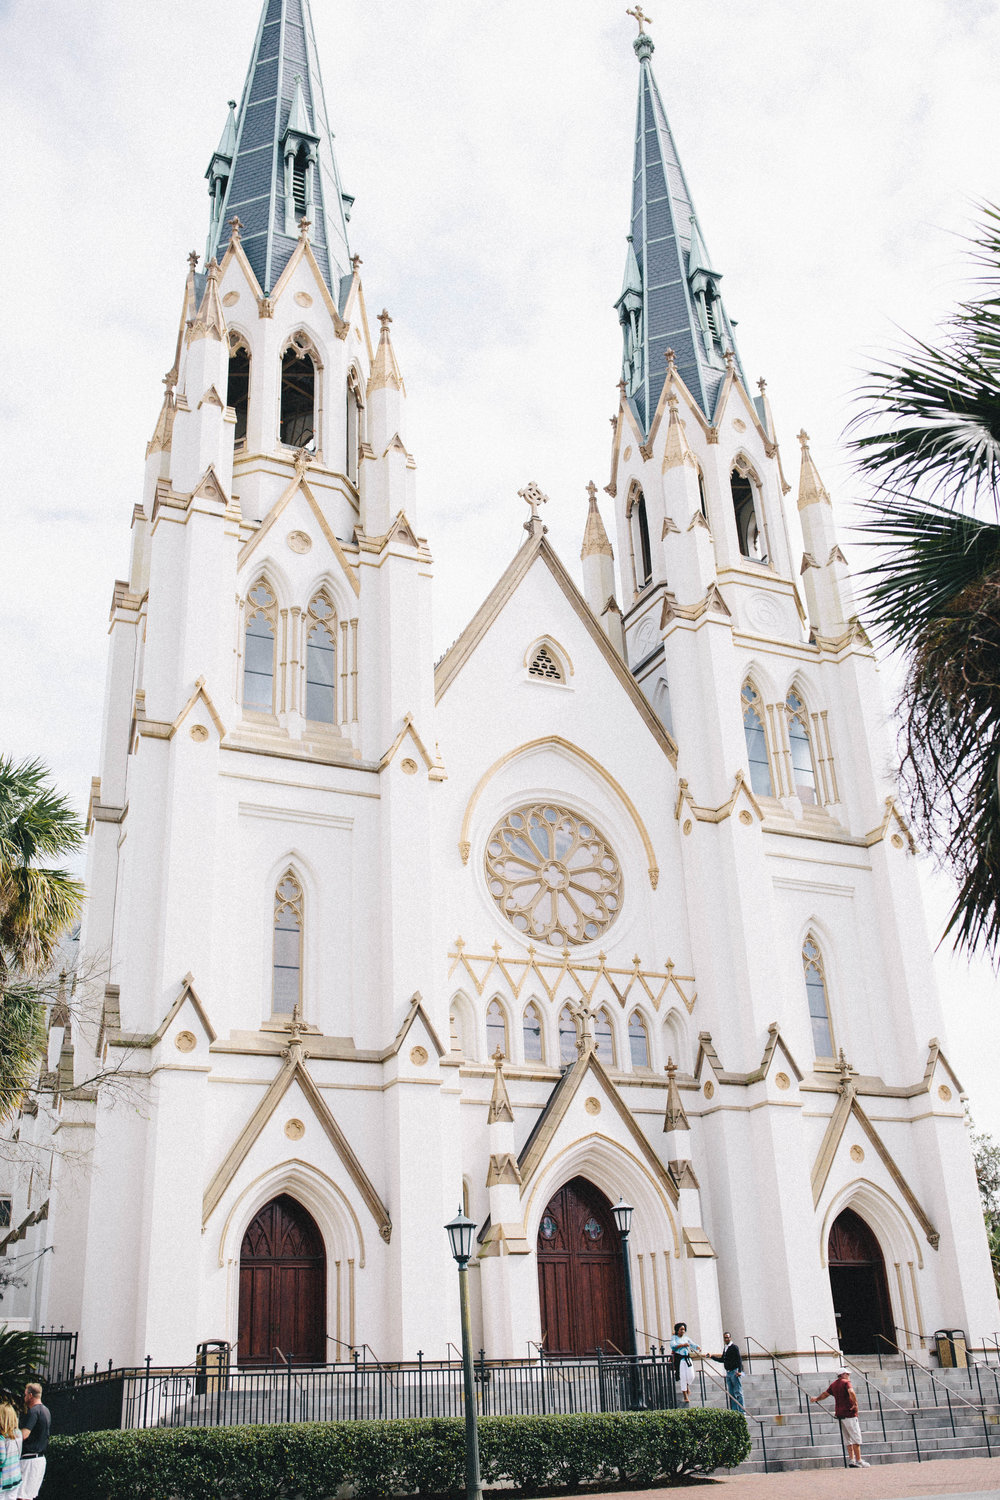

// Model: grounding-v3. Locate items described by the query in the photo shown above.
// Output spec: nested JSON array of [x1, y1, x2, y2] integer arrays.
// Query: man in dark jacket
[[710, 1332, 745, 1412]]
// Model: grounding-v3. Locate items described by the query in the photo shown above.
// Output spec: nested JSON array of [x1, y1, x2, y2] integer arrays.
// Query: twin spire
[[204, 0, 353, 301], [617, 10, 746, 434]]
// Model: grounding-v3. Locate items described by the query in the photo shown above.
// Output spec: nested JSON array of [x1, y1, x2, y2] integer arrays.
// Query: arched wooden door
[[238, 1194, 326, 1365], [536, 1177, 628, 1355], [828, 1208, 893, 1355]]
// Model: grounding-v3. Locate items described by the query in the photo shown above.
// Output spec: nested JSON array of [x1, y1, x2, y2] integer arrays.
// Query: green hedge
[[47, 1408, 750, 1498]]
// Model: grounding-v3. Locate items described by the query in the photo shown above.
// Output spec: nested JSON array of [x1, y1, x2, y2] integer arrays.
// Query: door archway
[[536, 1176, 627, 1354], [828, 1207, 893, 1354], [238, 1193, 326, 1365]]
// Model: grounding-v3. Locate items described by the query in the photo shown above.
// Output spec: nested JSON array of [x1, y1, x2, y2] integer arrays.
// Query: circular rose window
[[484, 804, 623, 946]]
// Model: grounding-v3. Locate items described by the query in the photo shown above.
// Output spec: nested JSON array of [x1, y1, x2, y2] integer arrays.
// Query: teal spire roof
[[618, 28, 745, 432], [206, 0, 353, 301]]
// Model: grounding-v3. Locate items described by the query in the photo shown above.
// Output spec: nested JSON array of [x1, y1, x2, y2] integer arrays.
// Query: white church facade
[[12, 0, 999, 1370]]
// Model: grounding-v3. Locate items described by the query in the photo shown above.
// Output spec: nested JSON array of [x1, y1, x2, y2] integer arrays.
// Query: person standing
[[812, 1367, 869, 1467], [0, 1405, 22, 1495], [16, 1385, 50, 1499], [710, 1332, 745, 1412], [670, 1322, 699, 1406]]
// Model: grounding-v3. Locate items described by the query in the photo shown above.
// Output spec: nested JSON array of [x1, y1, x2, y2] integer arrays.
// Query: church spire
[[205, 0, 353, 301], [618, 11, 745, 432]]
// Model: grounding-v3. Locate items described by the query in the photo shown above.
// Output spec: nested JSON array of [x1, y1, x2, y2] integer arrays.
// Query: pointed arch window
[[558, 1005, 577, 1066], [786, 690, 817, 805], [272, 871, 303, 1014], [280, 336, 316, 449], [244, 580, 277, 712], [486, 999, 508, 1059], [346, 371, 363, 486], [628, 1011, 650, 1069], [697, 469, 709, 519], [803, 935, 834, 1058], [523, 1002, 544, 1063], [731, 468, 766, 563], [227, 335, 250, 448], [636, 493, 653, 588], [305, 591, 337, 725], [595, 1007, 616, 1066], [742, 681, 773, 796]]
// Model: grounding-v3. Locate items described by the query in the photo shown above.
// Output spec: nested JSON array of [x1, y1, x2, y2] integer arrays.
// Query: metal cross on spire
[[518, 480, 549, 538], [626, 5, 653, 34]]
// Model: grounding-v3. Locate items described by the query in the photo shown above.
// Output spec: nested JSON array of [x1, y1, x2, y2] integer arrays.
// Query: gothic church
[[15, 0, 999, 1367]]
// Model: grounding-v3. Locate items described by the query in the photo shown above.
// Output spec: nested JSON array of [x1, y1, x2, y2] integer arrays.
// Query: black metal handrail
[[812, 1334, 922, 1462], [875, 1333, 994, 1455]]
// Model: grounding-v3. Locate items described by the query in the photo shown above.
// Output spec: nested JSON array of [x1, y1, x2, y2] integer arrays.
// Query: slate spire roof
[[206, 0, 353, 302], [618, 28, 745, 432]]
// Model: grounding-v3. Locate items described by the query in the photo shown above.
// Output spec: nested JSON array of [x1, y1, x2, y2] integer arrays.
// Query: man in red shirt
[[812, 1367, 869, 1467]]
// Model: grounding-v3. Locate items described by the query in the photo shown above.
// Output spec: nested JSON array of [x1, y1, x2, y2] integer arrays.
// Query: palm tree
[[0, 756, 84, 1122], [850, 207, 1000, 957]]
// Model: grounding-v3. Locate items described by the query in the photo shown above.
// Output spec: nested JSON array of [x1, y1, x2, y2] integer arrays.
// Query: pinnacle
[[797, 429, 832, 509], [581, 481, 614, 559]]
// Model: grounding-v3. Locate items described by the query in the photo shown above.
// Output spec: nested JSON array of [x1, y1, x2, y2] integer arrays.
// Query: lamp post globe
[[444, 1205, 483, 1500], [612, 1197, 634, 1237]]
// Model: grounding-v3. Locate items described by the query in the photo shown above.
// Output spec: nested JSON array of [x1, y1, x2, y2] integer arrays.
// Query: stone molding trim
[[238, 469, 361, 597], [457, 734, 661, 889], [104, 973, 217, 1052], [385, 992, 447, 1062], [448, 939, 696, 1016], [201, 1031, 391, 1241], [695, 1022, 803, 1089], [516, 1044, 679, 1206], [863, 796, 917, 854], [675, 770, 764, 828], [133, 676, 227, 745], [379, 713, 447, 780], [0, 1200, 48, 1259], [810, 1077, 940, 1250], [433, 532, 678, 766]]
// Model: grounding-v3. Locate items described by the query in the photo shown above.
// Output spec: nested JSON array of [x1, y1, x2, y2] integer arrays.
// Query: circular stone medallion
[[410, 1045, 429, 1066], [775, 1072, 790, 1091], [175, 1030, 197, 1053], [285, 1118, 306, 1140], [703, 1080, 715, 1099], [937, 1084, 952, 1102], [584, 1096, 601, 1115], [222, 290, 240, 308], [287, 530, 313, 554], [295, 291, 313, 308], [850, 1144, 865, 1163]]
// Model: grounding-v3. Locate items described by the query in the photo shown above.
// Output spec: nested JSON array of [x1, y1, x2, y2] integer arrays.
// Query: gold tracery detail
[[484, 804, 623, 947]]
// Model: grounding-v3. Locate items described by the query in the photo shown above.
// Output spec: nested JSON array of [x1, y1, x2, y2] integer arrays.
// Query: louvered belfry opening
[[280, 343, 315, 448], [292, 147, 308, 220], [227, 341, 250, 446], [528, 645, 563, 681], [238, 1194, 326, 1366]]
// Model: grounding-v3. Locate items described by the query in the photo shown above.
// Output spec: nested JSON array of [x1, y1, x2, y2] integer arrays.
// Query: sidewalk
[[587, 1457, 1000, 1499]]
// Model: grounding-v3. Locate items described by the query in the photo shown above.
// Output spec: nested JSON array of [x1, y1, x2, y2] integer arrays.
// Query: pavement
[[585, 1458, 1000, 1499]]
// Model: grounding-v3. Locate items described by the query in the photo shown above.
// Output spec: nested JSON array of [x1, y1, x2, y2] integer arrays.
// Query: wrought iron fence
[[31, 1328, 77, 1385], [49, 1349, 677, 1434]]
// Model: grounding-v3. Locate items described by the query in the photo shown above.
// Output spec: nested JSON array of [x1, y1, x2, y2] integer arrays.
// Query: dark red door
[[537, 1177, 628, 1354], [238, 1194, 326, 1365], [828, 1208, 893, 1355]]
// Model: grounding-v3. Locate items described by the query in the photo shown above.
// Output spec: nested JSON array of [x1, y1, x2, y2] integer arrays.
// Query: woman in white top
[[670, 1321, 700, 1405], [0, 1404, 22, 1495]]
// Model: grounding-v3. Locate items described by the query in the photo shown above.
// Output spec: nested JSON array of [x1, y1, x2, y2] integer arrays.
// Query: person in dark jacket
[[710, 1332, 745, 1412]]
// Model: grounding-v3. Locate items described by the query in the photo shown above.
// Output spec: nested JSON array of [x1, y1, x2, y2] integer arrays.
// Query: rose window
[[484, 804, 623, 946]]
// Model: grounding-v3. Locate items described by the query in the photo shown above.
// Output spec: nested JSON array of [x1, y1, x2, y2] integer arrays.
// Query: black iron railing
[[49, 1349, 678, 1434]]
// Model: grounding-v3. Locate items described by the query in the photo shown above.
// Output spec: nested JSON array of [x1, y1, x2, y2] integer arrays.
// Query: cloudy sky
[[2, 0, 998, 1127]]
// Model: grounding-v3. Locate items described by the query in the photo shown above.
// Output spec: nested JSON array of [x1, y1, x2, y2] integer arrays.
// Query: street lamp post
[[445, 1206, 483, 1500], [612, 1197, 644, 1408]]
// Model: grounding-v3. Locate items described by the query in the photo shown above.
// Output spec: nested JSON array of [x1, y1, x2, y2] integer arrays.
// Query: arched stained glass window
[[742, 681, 772, 796], [803, 935, 834, 1058], [486, 999, 508, 1058], [273, 871, 303, 1014], [786, 690, 817, 805], [595, 1008, 615, 1066], [305, 592, 336, 724], [558, 1005, 577, 1065], [523, 1002, 544, 1063], [628, 1011, 650, 1069], [244, 580, 277, 712]]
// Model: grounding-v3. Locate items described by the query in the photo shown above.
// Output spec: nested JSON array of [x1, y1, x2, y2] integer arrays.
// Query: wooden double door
[[536, 1177, 628, 1355], [238, 1194, 326, 1366], [828, 1208, 893, 1355]]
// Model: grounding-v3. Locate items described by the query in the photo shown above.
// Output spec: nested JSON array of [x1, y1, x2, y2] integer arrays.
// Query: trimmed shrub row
[[47, 1408, 750, 1498]]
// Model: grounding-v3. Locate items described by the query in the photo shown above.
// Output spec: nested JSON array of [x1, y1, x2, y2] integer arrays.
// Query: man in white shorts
[[17, 1383, 50, 1498], [812, 1367, 869, 1467]]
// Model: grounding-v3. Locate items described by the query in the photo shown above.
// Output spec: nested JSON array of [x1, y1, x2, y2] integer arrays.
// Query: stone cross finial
[[665, 1056, 677, 1078], [187, 251, 200, 272], [757, 376, 767, 395], [351, 253, 363, 272], [205, 256, 221, 281], [586, 480, 599, 505], [298, 217, 312, 240], [293, 447, 311, 475], [378, 308, 392, 334], [797, 429, 810, 449], [492, 1045, 506, 1069], [627, 4, 653, 34], [228, 216, 243, 242], [519, 480, 549, 536], [724, 348, 736, 370], [665, 347, 677, 373]]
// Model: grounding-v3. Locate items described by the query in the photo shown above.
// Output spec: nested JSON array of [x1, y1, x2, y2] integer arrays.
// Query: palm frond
[[0, 866, 85, 973], [0, 992, 47, 1125]]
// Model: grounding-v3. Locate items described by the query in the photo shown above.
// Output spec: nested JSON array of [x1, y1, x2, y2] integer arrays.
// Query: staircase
[[695, 1360, 1000, 1473]]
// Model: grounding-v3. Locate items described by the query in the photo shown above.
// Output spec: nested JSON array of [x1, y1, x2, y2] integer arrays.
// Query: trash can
[[195, 1340, 231, 1394], [934, 1329, 968, 1368]]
